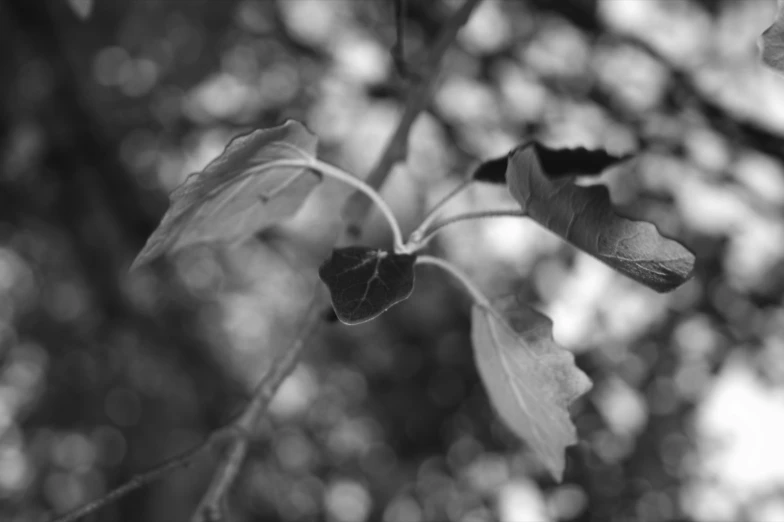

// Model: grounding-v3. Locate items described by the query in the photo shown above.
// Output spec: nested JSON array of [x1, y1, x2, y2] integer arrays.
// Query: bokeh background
[[2, 0, 784, 520]]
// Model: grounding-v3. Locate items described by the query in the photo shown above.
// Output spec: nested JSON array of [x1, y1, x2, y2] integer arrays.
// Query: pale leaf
[[472, 296, 592, 481], [132, 120, 320, 269]]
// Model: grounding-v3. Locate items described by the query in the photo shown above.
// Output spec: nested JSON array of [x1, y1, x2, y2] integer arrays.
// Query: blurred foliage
[[2, 0, 784, 521]]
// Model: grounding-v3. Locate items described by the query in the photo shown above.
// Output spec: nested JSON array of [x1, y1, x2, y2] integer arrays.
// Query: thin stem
[[409, 178, 473, 244], [309, 158, 405, 252], [244, 158, 404, 251], [419, 209, 525, 247], [190, 296, 323, 522], [392, 0, 407, 77], [51, 440, 213, 522], [416, 255, 490, 308]]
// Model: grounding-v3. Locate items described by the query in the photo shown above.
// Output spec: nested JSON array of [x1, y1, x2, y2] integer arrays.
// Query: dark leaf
[[472, 155, 509, 184], [132, 120, 320, 270], [761, 1, 784, 74], [506, 143, 695, 292], [472, 296, 592, 481], [533, 143, 630, 177], [319, 247, 417, 325], [473, 144, 628, 184]]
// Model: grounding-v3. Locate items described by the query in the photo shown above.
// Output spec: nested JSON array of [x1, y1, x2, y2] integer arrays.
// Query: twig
[[391, 0, 408, 77], [342, 0, 484, 237], [50, 439, 215, 522], [411, 209, 526, 250], [533, 0, 784, 168], [190, 298, 323, 522], [407, 178, 474, 244]]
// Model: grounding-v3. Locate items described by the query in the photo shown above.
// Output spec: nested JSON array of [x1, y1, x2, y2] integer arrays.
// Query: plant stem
[[190, 296, 323, 522], [409, 178, 473, 244], [342, 0, 485, 235], [204, 157, 405, 252], [50, 440, 214, 522], [416, 255, 491, 308], [413, 209, 526, 249], [309, 158, 405, 252], [392, 0, 408, 77]]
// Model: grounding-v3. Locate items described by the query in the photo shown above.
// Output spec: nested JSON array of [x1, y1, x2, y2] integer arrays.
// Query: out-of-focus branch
[[50, 441, 215, 522], [392, 0, 408, 77], [533, 0, 784, 167], [50, 295, 323, 522], [342, 0, 484, 238], [189, 299, 322, 521]]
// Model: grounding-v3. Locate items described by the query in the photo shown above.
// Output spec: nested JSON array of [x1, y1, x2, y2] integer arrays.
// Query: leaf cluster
[[133, 121, 695, 480]]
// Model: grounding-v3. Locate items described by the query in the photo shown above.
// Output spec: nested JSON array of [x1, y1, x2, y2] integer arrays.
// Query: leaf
[[531, 143, 630, 178], [132, 120, 321, 270], [472, 144, 628, 184], [760, 0, 784, 75], [471, 296, 592, 481], [319, 247, 417, 325], [506, 143, 695, 292], [67, 0, 93, 20]]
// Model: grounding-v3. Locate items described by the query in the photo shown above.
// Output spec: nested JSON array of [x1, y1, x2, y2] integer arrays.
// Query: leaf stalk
[[416, 255, 491, 308], [308, 159, 406, 252], [408, 178, 473, 244], [407, 209, 526, 251]]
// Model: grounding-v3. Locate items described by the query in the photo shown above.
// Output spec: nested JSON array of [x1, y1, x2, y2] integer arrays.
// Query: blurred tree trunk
[[1, 1, 245, 519]]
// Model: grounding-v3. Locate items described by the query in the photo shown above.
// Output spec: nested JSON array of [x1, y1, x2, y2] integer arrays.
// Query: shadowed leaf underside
[[506, 143, 694, 292], [319, 246, 417, 325]]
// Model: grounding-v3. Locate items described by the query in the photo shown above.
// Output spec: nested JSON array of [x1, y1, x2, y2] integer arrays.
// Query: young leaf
[[132, 120, 320, 270], [506, 143, 695, 292], [471, 296, 592, 481], [761, 0, 784, 75], [319, 247, 417, 325]]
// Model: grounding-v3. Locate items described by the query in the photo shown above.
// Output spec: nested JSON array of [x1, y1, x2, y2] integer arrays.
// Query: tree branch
[[342, 0, 484, 238], [391, 0, 408, 77], [51, 440, 215, 522], [189, 298, 322, 522], [533, 0, 784, 168]]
